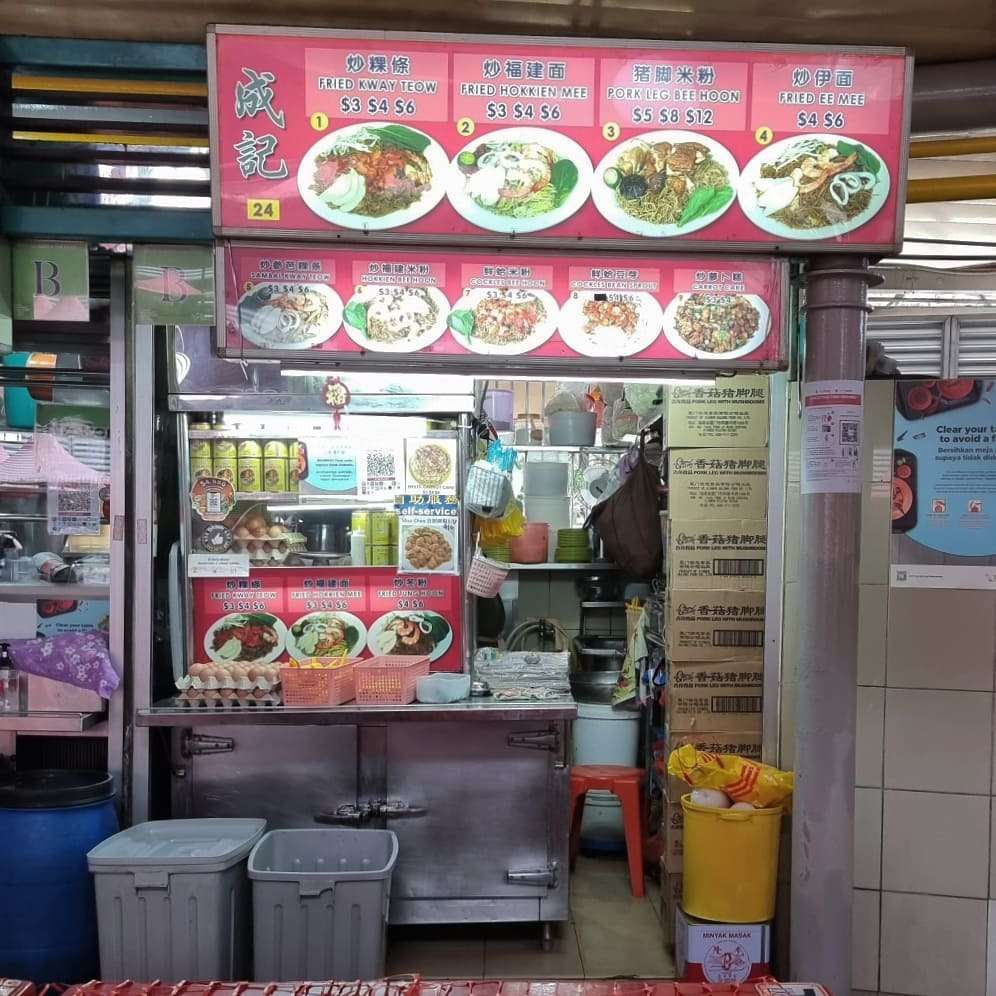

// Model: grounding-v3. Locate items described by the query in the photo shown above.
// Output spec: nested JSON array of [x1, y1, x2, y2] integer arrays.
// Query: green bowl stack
[[554, 528, 593, 563], [481, 541, 512, 563]]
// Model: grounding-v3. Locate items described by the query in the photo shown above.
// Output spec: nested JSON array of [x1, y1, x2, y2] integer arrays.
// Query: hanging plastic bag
[[477, 499, 525, 542], [667, 744, 794, 809]]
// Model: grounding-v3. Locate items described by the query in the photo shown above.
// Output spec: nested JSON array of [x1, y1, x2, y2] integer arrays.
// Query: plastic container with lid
[[87, 818, 266, 982], [0, 770, 118, 982], [249, 828, 399, 982]]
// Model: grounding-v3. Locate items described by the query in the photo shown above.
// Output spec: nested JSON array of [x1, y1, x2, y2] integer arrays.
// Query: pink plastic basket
[[466, 550, 509, 597], [279, 659, 359, 706], [354, 655, 431, 704]]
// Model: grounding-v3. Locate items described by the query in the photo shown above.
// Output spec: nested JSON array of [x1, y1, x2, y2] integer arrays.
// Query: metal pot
[[570, 670, 621, 704], [301, 522, 348, 553], [574, 636, 626, 671], [576, 573, 620, 602]]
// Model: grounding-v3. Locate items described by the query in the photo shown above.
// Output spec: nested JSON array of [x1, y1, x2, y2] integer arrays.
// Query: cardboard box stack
[[659, 375, 769, 952]]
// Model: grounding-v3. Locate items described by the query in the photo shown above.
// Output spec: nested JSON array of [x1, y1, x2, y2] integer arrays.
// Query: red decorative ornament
[[323, 376, 351, 429]]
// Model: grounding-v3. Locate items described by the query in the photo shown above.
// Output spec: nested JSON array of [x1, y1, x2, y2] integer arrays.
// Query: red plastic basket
[[354, 655, 431, 704], [279, 659, 360, 706]]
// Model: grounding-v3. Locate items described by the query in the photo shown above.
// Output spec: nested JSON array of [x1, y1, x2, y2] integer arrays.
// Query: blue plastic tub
[[0, 770, 117, 983]]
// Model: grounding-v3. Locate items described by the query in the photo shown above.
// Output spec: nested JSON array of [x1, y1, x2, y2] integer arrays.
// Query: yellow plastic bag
[[477, 500, 525, 542], [667, 743, 794, 809]]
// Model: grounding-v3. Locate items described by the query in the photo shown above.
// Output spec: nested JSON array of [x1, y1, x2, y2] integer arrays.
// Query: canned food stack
[[350, 510, 399, 566], [658, 376, 770, 956], [189, 433, 300, 495]]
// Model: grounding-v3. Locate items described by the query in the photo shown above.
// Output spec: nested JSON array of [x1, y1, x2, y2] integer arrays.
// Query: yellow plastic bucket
[[680, 794, 783, 923]]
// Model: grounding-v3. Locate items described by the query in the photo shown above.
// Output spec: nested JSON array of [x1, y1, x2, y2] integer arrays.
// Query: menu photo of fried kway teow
[[297, 122, 449, 230]]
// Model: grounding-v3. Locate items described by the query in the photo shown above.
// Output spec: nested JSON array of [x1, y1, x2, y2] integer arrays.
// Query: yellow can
[[263, 439, 289, 459], [213, 439, 238, 460], [286, 458, 299, 492], [238, 439, 263, 459], [190, 456, 214, 479], [189, 438, 213, 461], [369, 512, 392, 545], [212, 457, 237, 484], [263, 457, 288, 492], [351, 510, 371, 536], [237, 457, 263, 492], [388, 512, 399, 543]]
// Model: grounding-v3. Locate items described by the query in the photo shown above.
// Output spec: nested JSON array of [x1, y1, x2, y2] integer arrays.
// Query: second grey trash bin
[[249, 828, 399, 982], [87, 818, 266, 981]]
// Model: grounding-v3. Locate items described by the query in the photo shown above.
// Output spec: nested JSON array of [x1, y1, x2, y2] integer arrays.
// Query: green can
[[238, 439, 263, 460], [213, 438, 238, 460], [189, 438, 213, 461], [263, 457, 288, 492], [264, 439, 289, 459], [212, 457, 237, 484], [288, 460, 301, 491], [369, 512, 393, 545], [190, 455, 214, 479], [237, 457, 263, 493], [369, 544, 393, 566]]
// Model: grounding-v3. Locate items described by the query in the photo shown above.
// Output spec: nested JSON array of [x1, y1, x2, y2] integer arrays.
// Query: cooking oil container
[[213, 439, 238, 460], [263, 440, 289, 459]]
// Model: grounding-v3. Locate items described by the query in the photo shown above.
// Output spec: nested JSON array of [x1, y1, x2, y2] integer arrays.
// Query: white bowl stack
[[523, 460, 572, 535]]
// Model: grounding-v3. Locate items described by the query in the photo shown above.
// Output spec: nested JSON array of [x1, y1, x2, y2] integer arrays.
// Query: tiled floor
[[386, 854, 675, 980]]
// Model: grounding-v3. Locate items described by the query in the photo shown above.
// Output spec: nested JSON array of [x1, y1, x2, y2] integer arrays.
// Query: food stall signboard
[[209, 27, 912, 253], [194, 567, 463, 672], [217, 243, 788, 371]]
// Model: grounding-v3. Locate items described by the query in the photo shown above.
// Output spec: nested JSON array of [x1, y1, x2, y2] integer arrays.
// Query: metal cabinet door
[[172, 724, 358, 828], [385, 720, 560, 902]]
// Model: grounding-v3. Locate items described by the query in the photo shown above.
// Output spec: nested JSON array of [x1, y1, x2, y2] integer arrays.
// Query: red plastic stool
[[569, 763, 645, 898]]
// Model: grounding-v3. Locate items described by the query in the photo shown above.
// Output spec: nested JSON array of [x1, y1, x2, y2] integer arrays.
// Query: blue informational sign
[[893, 378, 996, 557], [36, 599, 110, 638]]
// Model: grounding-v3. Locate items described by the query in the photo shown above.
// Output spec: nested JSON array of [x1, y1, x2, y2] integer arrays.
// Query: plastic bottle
[[350, 530, 366, 567], [0, 643, 22, 714]]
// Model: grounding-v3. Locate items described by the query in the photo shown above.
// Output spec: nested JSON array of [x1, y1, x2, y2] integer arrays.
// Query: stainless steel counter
[[138, 697, 577, 726], [160, 698, 574, 932]]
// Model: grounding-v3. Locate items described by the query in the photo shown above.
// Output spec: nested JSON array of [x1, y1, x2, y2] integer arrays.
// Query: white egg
[[730, 802, 756, 811], [690, 788, 732, 809]]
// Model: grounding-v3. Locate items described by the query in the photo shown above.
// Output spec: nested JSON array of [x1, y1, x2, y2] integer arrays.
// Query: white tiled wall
[[783, 380, 996, 996]]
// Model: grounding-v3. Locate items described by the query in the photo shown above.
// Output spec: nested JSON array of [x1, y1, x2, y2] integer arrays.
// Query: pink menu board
[[217, 242, 788, 370], [210, 27, 911, 252], [193, 567, 463, 673]]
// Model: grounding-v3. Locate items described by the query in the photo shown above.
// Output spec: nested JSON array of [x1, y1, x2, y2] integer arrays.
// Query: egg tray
[[174, 688, 283, 707], [175, 673, 280, 694]]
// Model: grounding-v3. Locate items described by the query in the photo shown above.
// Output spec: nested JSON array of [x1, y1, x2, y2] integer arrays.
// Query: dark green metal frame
[[1, 35, 211, 242]]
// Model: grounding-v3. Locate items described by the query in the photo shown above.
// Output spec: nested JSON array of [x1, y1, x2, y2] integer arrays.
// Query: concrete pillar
[[791, 256, 876, 993]]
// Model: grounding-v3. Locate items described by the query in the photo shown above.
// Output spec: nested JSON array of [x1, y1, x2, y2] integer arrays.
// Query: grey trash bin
[[249, 828, 399, 982], [87, 818, 266, 981]]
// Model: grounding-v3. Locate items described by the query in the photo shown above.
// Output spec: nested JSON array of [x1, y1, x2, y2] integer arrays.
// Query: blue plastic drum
[[0, 770, 117, 982]]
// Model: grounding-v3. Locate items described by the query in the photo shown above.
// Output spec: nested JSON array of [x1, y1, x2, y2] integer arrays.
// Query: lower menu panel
[[192, 566, 463, 672]]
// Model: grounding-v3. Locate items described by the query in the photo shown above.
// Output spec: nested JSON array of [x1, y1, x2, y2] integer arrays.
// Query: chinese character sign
[[211, 29, 911, 252], [221, 242, 787, 370]]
